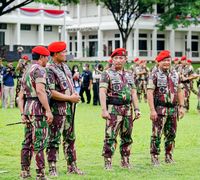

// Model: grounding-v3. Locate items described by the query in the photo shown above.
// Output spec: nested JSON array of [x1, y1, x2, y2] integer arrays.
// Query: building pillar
[[147, 32, 151, 57], [16, 23, 21, 45], [98, 29, 103, 59], [127, 31, 133, 57], [187, 30, 192, 58], [133, 28, 139, 57], [169, 29, 175, 58], [77, 30, 82, 58], [38, 24, 44, 45], [152, 28, 157, 59]]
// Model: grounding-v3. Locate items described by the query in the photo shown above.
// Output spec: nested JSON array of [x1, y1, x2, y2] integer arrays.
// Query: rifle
[[6, 122, 23, 126]]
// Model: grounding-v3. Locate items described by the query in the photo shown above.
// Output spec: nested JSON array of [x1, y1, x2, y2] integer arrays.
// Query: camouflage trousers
[[21, 115, 49, 174], [137, 80, 147, 102], [15, 77, 22, 106], [197, 87, 200, 110], [150, 113, 177, 156], [102, 104, 133, 158], [183, 84, 191, 111], [46, 114, 76, 165]]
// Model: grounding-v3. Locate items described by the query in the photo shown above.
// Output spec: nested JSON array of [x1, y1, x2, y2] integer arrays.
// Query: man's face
[[7, 63, 13, 68], [55, 50, 67, 63], [174, 60, 179, 65], [181, 60, 186, 65], [41, 56, 49, 67], [158, 57, 171, 71], [112, 56, 126, 69]]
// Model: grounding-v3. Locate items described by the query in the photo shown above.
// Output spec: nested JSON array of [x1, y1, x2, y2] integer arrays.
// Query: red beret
[[111, 48, 127, 58], [181, 56, 187, 61], [22, 55, 29, 61], [32, 46, 50, 56], [187, 59, 192, 63], [133, 58, 139, 62], [156, 50, 171, 62], [48, 41, 66, 53], [174, 57, 179, 61]]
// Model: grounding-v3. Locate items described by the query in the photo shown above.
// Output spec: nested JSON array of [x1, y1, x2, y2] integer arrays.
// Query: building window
[[115, 40, 120, 49], [69, 42, 72, 52], [157, 34, 165, 51], [21, 24, 31, 31], [82, 35, 85, 39], [70, 36, 73, 40], [89, 35, 98, 39], [44, 25, 52, 32], [0, 23, 7, 29], [115, 34, 120, 38], [139, 34, 147, 38]]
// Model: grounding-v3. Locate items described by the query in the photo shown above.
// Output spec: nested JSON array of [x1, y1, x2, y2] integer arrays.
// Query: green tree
[[157, 0, 200, 30], [93, 0, 158, 48], [93, 0, 200, 48]]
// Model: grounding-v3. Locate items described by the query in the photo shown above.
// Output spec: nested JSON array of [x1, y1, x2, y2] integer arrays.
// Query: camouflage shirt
[[46, 59, 74, 115], [147, 68, 182, 115], [21, 62, 47, 115], [100, 67, 136, 104], [17, 59, 30, 77]]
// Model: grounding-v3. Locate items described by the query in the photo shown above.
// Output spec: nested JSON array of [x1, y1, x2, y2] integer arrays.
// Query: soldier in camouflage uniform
[[46, 41, 84, 177], [147, 50, 185, 166], [130, 58, 140, 94], [196, 68, 200, 113], [179, 56, 196, 111], [172, 57, 180, 72], [135, 59, 149, 102], [18, 46, 53, 179], [100, 48, 141, 170], [15, 55, 30, 106]]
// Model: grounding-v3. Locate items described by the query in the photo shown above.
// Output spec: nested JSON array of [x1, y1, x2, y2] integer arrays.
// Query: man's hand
[[69, 93, 80, 103], [21, 115, 28, 124], [178, 107, 185, 119], [101, 109, 111, 120], [134, 110, 141, 119], [46, 111, 53, 125], [150, 110, 158, 121]]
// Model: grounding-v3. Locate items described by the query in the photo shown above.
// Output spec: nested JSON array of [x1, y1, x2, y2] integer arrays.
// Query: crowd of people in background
[[0, 55, 200, 112]]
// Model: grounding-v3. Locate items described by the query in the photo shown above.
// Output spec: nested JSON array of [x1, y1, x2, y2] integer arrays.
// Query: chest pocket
[[110, 73, 121, 92], [171, 74, 179, 87], [125, 73, 134, 87], [56, 69, 68, 91], [157, 73, 167, 87], [157, 72, 168, 94]]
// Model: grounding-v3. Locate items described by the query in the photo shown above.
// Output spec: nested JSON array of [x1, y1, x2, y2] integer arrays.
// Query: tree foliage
[[93, 0, 158, 48], [157, 0, 200, 30]]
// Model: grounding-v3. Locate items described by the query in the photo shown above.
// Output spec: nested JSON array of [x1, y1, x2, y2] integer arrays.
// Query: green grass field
[[0, 93, 200, 180]]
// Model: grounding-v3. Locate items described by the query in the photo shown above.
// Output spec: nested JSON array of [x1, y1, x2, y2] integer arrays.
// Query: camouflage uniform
[[196, 68, 200, 111], [100, 67, 135, 162], [147, 68, 182, 161], [15, 59, 29, 106], [179, 64, 194, 111], [171, 63, 180, 72], [20, 62, 49, 178], [135, 65, 149, 102], [46, 59, 77, 172]]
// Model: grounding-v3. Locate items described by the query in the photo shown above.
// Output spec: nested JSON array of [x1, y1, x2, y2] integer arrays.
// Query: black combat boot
[[67, 162, 84, 175], [104, 157, 112, 170], [36, 169, 48, 180], [121, 156, 131, 169], [151, 154, 160, 166], [20, 167, 31, 179], [165, 153, 175, 164], [48, 161, 58, 177]]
